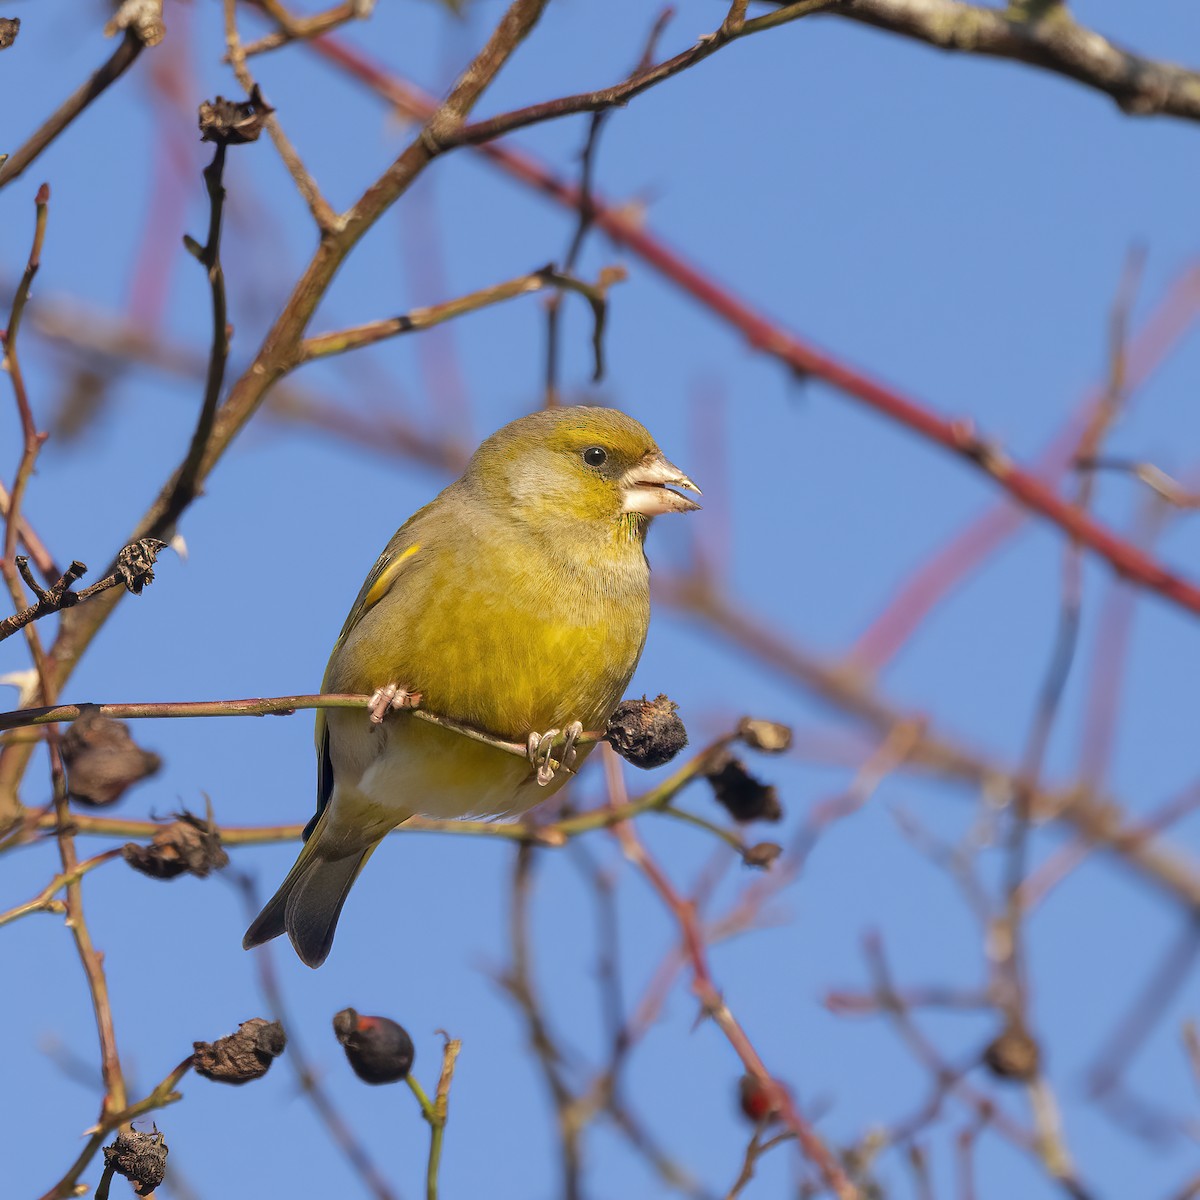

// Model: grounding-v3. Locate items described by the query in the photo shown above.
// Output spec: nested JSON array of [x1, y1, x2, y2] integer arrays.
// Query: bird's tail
[[243, 810, 379, 969]]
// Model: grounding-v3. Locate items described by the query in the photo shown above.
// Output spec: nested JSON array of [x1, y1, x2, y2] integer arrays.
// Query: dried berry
[[123, 809, 228, 879], [103, 1128, 167, 1196], [736, 717, 793, 754], [704, 750, 782, 823], [193, 1018, 286, 1084], [982, 1022, 1040, 1082], [334, 1008, 415, 1084], [115, 537, 168, 595], [62, 712, 161, 807], [742, 841, 783, 869], [605, 694, 688, 769], [199, 84, 274, 145]]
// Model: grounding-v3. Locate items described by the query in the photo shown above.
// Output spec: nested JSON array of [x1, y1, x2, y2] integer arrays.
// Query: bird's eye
[[583, 446, 607, 467]]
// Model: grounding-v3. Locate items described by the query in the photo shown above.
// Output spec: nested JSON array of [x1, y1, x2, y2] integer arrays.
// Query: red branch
[[311, 35, 1200, 620]]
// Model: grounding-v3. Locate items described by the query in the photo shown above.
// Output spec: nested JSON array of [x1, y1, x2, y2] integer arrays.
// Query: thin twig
[[406, 1036, 462, 1200], [37, 1055, 193, 1200], [223, 0, 342, 232], [315, 37, 1200, 618], [296, 264, 622, 368], [0, 34, 146, 191], [604, 748, 859, 1200]]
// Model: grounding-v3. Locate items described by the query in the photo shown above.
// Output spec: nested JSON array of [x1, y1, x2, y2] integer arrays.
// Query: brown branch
[[604, 750, 859, 1200], [440, 1, 835, 150], [38, 1054, 192, 1200], [0, 540, 167, 643], [295, 264, 623, 371], [810, 0, 1200, 125], [240, 0, 373, 58], [658, 573, 1200, 913], [0, 33, 147, 192], [0, 0, 550, 815], [223, 0, 341, 233], [312, 38, 1200, 620]]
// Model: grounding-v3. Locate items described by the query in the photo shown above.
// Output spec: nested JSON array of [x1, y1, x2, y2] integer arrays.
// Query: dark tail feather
[[243, 836, 378, 968]]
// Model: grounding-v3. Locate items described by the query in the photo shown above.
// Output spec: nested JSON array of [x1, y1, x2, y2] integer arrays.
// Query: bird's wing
[[308, 516, 435, 839]]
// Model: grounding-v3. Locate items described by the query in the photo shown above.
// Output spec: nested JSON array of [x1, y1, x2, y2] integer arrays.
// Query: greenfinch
[[244, 406, 700, 967]]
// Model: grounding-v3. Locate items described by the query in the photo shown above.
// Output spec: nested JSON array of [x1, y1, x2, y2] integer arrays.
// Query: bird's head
[[466, 407, 701, 536]]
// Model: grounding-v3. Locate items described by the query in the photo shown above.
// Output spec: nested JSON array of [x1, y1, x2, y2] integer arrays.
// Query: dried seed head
[[605, 694, 688, 769], [193, 1018, 286, 1084], [123, 809, 229, 879], [103, 1128, 167, 1196], [116, 537, 169, 595], [982, 1022, 1040, 1082], [703, 749, 782, 823], [199, 84, 274, 145], [62, 712, 161, 807], [333, 1008, 415, 1084], [736, 717, 793, 754]]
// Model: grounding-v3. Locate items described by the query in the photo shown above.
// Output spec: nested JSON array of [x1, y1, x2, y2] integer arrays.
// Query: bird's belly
[[357, 717, 551, 820]]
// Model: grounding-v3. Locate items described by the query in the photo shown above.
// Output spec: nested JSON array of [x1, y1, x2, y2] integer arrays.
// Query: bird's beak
[[621, 452, 702, 516]]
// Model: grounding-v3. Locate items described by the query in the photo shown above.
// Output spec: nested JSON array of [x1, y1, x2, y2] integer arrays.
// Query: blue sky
[[3, 3, 1200, 1198]]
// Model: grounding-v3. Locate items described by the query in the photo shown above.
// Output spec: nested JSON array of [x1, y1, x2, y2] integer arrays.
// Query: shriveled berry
[[982, 1022, 1040, 1082], [103, 1128, 167, 1196], [193, 1018, 286, 1084], [704, 750, 782, 823], [333, 1007, 415, 1084], [605, 695, 688, 769]]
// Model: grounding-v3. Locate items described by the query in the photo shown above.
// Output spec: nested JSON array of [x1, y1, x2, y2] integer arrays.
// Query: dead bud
[[982, 1022, 1041, 1082], [116, 537, 169, 594], [333, 1008, 415, 1084], [122, 808, 229, 879], [0, 18, 19, 49], [736, 717, 793, 754], [703, 749, 782, 823], [605, 694, 688, 769], [742, 841, 783, 869], [199, 83, 274, 145], [103, 1127, 167, 1196], [62, 712, 161, 807], [193, 1018, 286, 1084]]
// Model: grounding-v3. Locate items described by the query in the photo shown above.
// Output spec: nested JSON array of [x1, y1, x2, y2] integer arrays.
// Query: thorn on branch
[[334, 1008, 415, 1084], [193, 1017, 286, 1083], [199, 83, 274, 145], [102, 1127, 168, 1196], [605, 694, 688, 768], [122, 807, 229, 879], [62, 712, 162, 807]]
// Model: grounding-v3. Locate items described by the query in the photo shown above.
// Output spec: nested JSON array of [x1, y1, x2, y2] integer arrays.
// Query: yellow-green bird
[[244, 406, 700, 967]]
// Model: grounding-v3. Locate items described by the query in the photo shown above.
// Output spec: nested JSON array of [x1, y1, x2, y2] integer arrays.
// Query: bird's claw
[[527, 720, 583, 785], [367, 683, 422, 726]]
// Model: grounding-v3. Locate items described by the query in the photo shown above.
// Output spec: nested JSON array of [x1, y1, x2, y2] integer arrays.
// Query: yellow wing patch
[[363, 542, 421, 611]]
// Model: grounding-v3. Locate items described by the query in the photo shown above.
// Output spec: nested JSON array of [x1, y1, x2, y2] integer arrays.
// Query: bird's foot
[[526, 721, 583, 786], [367, 683, 422, 726]]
